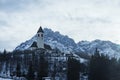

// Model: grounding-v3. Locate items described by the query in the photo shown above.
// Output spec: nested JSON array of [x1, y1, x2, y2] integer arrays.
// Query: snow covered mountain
[[76, 40, 120, 58], [15, 28, 76, 53], [15, 28, 120, 58]]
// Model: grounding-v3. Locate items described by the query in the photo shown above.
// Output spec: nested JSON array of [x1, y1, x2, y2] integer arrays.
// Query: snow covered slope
[[0, 78, 12, 80], [76, 40, 120, 58], [15, 28, 120, 58], [15, 28, 76, 53]]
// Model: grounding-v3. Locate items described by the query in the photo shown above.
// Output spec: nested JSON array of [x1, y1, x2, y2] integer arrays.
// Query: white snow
[[15, 28, 120, 59], [0, 78, 13, 80]]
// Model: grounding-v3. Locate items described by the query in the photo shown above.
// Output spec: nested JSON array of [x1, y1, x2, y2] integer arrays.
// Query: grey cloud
[[87, 17, 111, 24], [66, 15, 111, 24], [0, 0, 120, 51], [0, 20, 8, 27], [0, 40, 15, 51], [0, 0, 45, 12], [0, 0, 24, 12]]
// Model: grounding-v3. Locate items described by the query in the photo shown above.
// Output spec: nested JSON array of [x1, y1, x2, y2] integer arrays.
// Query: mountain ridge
[[15, 28, 120, 58]]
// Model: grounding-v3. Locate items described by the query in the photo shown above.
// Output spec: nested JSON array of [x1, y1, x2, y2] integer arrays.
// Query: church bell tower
[[37, 26, 44, 48]]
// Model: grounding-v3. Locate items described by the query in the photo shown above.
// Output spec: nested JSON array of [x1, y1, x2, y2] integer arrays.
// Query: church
[[30, 26, 52, 50]]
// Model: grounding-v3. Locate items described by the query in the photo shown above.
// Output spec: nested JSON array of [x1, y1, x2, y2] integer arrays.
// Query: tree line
[[89, 48, 120, 80], [0, 49, 48, 80], [0, 48, 120, 80]]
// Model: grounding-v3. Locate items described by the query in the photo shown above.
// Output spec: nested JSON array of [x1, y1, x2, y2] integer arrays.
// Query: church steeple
[[37, 26, 44, 33], [37, 26, 44, 49]]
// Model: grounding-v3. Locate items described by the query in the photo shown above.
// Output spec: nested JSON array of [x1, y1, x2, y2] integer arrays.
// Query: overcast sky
[[0, 0, 120, 51]]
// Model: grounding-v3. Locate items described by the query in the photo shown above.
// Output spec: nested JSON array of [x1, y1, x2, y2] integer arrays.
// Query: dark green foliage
[[108, 58, 120, 80], [2, 48, 120, 80], [88, 48, 110, 80], [16, 63, 21, 77], [52, 63, 57, 79], [1, 49, 7, 61], [67, 57, 80, 80], [37, 54, 48, 80], [88, 48, 120, 80], [27, 61, 35, 80], [80, 63, 88, 75]]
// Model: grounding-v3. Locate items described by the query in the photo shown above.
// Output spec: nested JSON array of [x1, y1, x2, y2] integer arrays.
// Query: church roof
[[30, 42, 52, 50], [44, 44, 52, 50], [30, 42, 38, 47], [37, 26, 44, 33]]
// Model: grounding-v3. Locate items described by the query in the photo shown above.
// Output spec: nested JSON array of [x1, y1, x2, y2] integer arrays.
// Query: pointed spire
[[37, 26, 44, 33]]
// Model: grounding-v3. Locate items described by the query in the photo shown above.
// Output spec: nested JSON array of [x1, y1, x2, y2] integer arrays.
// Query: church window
[[38, 34, 40, 37], [41, 34, 43, 37]]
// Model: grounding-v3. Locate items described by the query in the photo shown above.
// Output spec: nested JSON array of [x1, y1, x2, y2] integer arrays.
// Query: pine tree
[[3, 49, 7, 61], [109, 58, 120, 80], [27, 61, 35, 80], [16, 63, 21, 77], [67, 57, 80, 80], [88, 48, 110, 80], [37, 54, 48, 80]]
